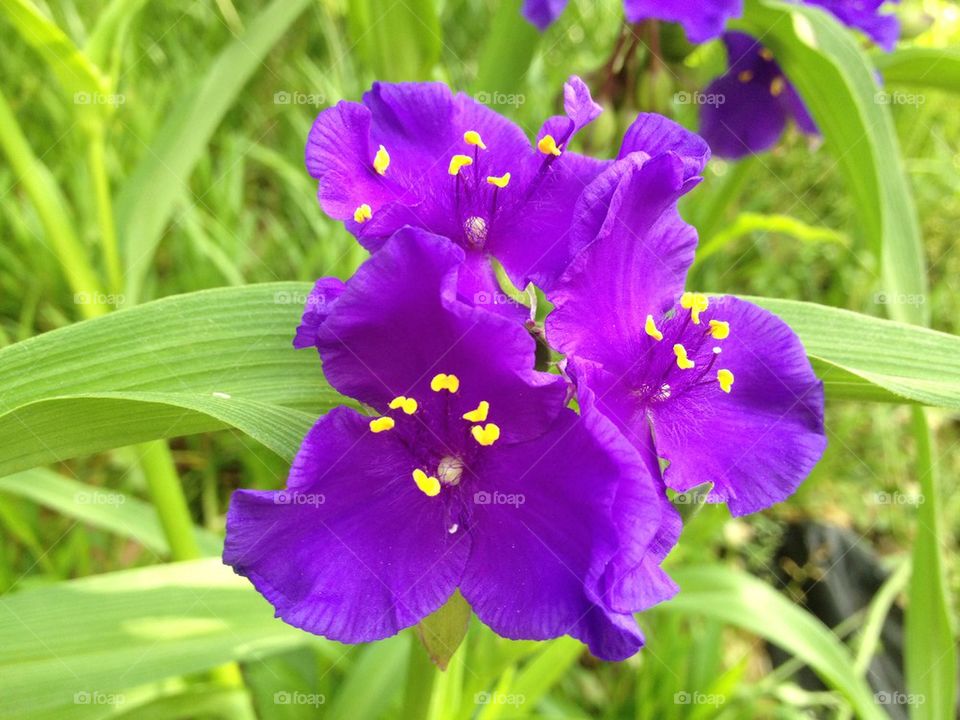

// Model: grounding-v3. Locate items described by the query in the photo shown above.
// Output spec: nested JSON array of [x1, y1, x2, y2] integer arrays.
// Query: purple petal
[[293, 278, 346, 350], [460, 409, 649, 660], [618, 113, 711, 178], [624, 0, 744, 43], [547, 153, 698, 368], [647, 296, 827, 516], [522, 0, 570, 31], [315, 227, 566, 443], [804, 0, 900, 51], [224, 407, 469, 643]]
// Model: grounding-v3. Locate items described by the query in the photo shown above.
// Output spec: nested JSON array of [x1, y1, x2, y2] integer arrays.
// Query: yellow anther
[[388, 396, 418, 415], [537, 134, 562, 156], [448, 154, 473, 176], [373, 144, 390, 175], [673, 344, 695, 370], [412, 468, 441, 497], [462, 401, 489, 423], [644, 314, 664, 341], [430, 373, 460, 393], [464, 130, 487, 149], [680, 292, 709, 324], [353, 204, 372, 223], [738, 70, 754, 83], [760, 48, 774, 61], [369, 416, 395, 433], [717, 369, 735, 393], [708, 320, 730, 340], [486, 173, 511, 188], [471, 423, 501, 446], [770, 77, 785, 98]]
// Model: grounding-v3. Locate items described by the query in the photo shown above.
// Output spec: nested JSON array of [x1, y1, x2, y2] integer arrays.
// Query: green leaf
[[906, 409, 957, 720], [746, 297, 960, 409], [415, 591, 471, 670], [873, 47, 960, 93], [346, 0, 441, 82], [0, 559, 315, 717], [327, 635, 409, 720], [662, 566, 884, 720], [473, 0, 541, 97], [0, 468, 221, 557], [739, 0, 928, 326], [116, 0, 313, 303], [696, 211, 848, 264], [0, 283, 343, 477]]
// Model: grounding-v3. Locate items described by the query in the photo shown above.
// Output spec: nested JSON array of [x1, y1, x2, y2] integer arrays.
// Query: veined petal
[[224, 407, 468, 643], [293, 277, 346, 350], [647, 296, 827, 516], [460, 409, 651, 660]]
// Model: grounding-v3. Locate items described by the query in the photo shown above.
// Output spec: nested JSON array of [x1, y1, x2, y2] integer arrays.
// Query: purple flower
[[623, 0, 743, 42], [804, 0, 900, 51], [305, 77, 705, 299], [699, 32, 818, 159], [225, 228, 678, 661], [546, 154, 827, 516]]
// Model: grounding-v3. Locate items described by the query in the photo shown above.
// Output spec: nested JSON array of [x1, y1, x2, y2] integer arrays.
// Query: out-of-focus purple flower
[[547, 155, 827, 516], [699, 32, 818, 159], [623, 0, 743, 42], [306, 77, 706, 299], [226, 228, 679, 661], [804, 0, 900, 51]]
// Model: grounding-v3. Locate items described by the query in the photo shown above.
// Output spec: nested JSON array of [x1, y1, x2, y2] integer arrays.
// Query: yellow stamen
[[471, 423, 501, 446], [760, 48, 774, 61], [644, 314, 664, 341], [353, 204, 372, 223], [708, 320, 730, 340], [717, 369, 735, 393], [486, 173, 511, 188], [412, 468, 441, 497], [770, 77, 785, 98], [537, 134, 562, 156], [738, 70, 754, 83], [430, 373, 460, 393], [448, 154, 473, 176], [464, 130, 487, 149], [680, 292, 709, 324], [462, 401, 489, 423], [373, 144, 390, 175], [388, 396, 418, 415], [673, 344, 695, 370], [369, 416, 395, 433]]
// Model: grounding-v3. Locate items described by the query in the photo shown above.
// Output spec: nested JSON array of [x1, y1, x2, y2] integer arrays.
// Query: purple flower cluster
[[224, 77, 826, 660], [522, 0, 900, 157]]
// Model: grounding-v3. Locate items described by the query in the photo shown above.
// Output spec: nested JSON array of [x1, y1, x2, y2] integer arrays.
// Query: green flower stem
[[137, 440, 202, 561], [86, 125, 123, 293]]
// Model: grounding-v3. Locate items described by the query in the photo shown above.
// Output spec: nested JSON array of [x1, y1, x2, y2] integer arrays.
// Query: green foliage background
[[0, 0, 958, 718]]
